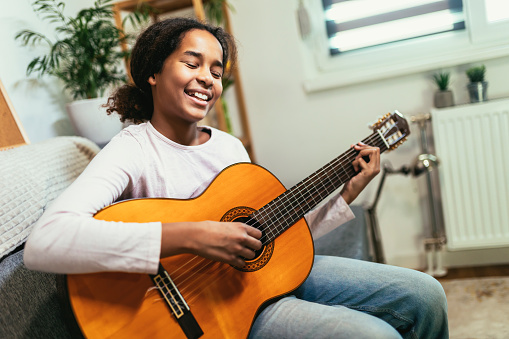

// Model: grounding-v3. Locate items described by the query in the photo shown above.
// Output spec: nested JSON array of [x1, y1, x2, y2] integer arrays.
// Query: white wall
[[2, 0, 508, 270], [0, 0, 95, 143], [227, 0, 509, 269]]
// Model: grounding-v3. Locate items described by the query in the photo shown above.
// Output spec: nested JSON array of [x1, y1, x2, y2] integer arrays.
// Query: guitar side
[[64, 163, 315, 338]]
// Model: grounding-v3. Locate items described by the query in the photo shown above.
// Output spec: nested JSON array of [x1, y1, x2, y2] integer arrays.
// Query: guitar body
[[65, 163, 315, 338]]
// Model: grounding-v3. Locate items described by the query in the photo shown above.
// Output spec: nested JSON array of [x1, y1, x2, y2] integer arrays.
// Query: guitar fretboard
[[250, 131, 388, 245]]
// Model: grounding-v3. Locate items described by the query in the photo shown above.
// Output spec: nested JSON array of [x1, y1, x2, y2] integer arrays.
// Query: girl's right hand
[[161, 221, 263, 268]]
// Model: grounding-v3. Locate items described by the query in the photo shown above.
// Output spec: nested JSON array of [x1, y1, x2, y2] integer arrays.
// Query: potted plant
[[432, 71, 454, 108], [466, 65, 488, 103], [16, 0, 146, 146]]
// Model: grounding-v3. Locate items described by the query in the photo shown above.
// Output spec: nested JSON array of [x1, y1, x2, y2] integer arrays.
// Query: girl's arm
[[24, 135, 162, 274]]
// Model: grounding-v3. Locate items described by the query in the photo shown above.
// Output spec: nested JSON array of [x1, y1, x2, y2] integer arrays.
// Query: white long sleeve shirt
[[24, 122, 354, 274]]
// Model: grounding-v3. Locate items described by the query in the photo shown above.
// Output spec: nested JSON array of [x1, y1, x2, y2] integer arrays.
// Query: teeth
[[191, 92, 208, 101]]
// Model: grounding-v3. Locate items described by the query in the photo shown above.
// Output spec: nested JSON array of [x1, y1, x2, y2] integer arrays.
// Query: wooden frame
[[0, 78, 30, 150]]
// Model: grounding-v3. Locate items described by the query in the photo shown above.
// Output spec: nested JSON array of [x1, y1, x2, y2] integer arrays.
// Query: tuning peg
[[369, 112, 394, 130], [370, 118, 383, 129]]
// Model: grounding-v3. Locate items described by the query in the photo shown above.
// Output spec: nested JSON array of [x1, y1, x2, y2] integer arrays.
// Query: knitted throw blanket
[[0, 137, 100, 259]]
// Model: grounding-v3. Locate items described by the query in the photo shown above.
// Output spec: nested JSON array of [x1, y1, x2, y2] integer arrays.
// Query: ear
[[148, 75, 157, 86]]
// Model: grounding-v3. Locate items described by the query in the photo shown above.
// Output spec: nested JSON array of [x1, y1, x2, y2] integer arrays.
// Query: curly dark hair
[[106, 17, 238, 123]]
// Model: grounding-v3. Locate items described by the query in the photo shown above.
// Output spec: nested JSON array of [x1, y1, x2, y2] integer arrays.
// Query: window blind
[[323, 0, 465, 55]]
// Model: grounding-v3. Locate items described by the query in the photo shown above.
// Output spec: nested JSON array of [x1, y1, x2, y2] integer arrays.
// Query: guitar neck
[[252, 131, 388, 245]]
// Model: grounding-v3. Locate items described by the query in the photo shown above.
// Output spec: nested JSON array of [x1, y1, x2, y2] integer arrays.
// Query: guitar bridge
[[151, 263, 204, 339]]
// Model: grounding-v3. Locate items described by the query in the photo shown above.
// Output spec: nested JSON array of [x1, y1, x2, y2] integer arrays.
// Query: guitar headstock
[[371, 110, 410, 151]]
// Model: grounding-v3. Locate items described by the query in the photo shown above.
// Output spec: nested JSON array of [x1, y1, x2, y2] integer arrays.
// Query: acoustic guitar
[[59, 111, 410, 338]]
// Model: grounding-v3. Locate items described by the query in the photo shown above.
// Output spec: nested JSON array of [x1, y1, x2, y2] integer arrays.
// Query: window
[[485, 0, 509, 23], [300, 0, 509, 92], [323, 0, 465, 55]]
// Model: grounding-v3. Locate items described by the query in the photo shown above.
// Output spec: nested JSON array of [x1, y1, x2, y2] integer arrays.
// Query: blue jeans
[[248, 256, 448, 339]]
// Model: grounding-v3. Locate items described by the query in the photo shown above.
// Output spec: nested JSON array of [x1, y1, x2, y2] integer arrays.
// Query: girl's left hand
[[340, 142, 380, 204]]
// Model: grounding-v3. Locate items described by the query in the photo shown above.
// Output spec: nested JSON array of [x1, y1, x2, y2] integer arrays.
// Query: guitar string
[[160, 130, 390, 299], [159, 158, 361, 289], [265, 133, 384, 225], [254, 133, 385, 244], [163, 145, 364, 289], [170, 260, 219, 295], [255, 133, 381, 230], [257, 136, 386, 243], [160, 138, 388, 303], [167, 259, 233, 303], [160, 119, 405, 303], [162, 134, 383, 284], [258, 138, 386, 244], [170, 256, 210, 283], [252, 146, 361, 242], [183, 264, 236, 304], [158, 253, 218, 296], [173, 258, 230, 294], [255, 146, 363, 241], [169, 256, 214, 294], [165, 136, 387, 296], [184, 267, 242, 305]]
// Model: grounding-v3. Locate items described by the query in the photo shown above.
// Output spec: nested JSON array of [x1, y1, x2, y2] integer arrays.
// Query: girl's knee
[[411, 273, 448, 330], [421, 274, 447, 308]]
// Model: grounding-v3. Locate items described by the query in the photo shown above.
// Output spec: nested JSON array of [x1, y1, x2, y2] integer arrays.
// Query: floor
[[437, 266, 509, 338], [437, 264, 509, 281]]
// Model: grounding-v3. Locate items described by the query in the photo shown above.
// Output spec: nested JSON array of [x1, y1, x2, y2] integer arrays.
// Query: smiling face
[[148, 29, 224, 135]]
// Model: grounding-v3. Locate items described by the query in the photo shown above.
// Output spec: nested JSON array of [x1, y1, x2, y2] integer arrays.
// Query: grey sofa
[[0, 137, 100, 339], [0, 137, 370, 338]]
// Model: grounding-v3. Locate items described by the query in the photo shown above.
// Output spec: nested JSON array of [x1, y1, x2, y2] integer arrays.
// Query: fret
[[252, 111, 408, 244], [255, 131, 384, 243]]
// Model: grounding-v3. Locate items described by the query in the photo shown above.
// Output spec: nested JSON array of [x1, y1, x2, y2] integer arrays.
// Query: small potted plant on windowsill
[[16, 0, 148, 146], [466, 64, 488, 103], [432, 71, 454, 108]]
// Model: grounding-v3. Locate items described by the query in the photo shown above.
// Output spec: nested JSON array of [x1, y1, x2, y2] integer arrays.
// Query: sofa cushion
[[0, 137, 99, 259], [0, 249, 72, 338]]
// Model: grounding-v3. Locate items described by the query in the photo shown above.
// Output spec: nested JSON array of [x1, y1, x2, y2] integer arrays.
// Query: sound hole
[[221, 207, 274, 272], [234, 216, 266, 259]]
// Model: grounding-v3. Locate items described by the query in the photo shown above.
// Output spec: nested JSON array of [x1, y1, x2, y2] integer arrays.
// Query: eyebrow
[[184, 50, 223, 69]]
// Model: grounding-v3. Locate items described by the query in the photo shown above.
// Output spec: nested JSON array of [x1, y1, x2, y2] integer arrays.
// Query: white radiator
[[431, 98, 509, 250]]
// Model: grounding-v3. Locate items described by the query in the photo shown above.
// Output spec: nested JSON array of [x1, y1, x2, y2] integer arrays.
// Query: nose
[[197, 69, 213, 88]]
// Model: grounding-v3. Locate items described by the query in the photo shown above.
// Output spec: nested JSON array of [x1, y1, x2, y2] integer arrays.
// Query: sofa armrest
[[314, 205, 372, 261], [0, 136, 99, 259]]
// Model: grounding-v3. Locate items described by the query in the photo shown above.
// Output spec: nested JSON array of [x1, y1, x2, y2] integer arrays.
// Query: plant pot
[[66, 97, 123, 147], [434, 90, 454, 108], [467, 81, 488, 103]]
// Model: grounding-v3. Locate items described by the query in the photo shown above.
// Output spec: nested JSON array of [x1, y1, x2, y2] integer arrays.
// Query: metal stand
[[411, 114, 447, 277], [366, 114, 447, 275], [366, 163, 410, 264]]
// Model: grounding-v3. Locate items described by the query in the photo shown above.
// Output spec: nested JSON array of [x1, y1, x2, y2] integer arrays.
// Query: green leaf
[[16, 0, 140, 100], [466, 65, 486, 83], [432, 71, 450, 91]]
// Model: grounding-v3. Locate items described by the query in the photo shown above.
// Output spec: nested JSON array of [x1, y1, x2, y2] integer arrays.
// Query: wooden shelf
[[114, 0, 208, 13]]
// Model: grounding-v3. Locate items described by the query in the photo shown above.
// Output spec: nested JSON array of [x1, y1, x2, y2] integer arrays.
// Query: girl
[[24, 17, 447, 339]]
